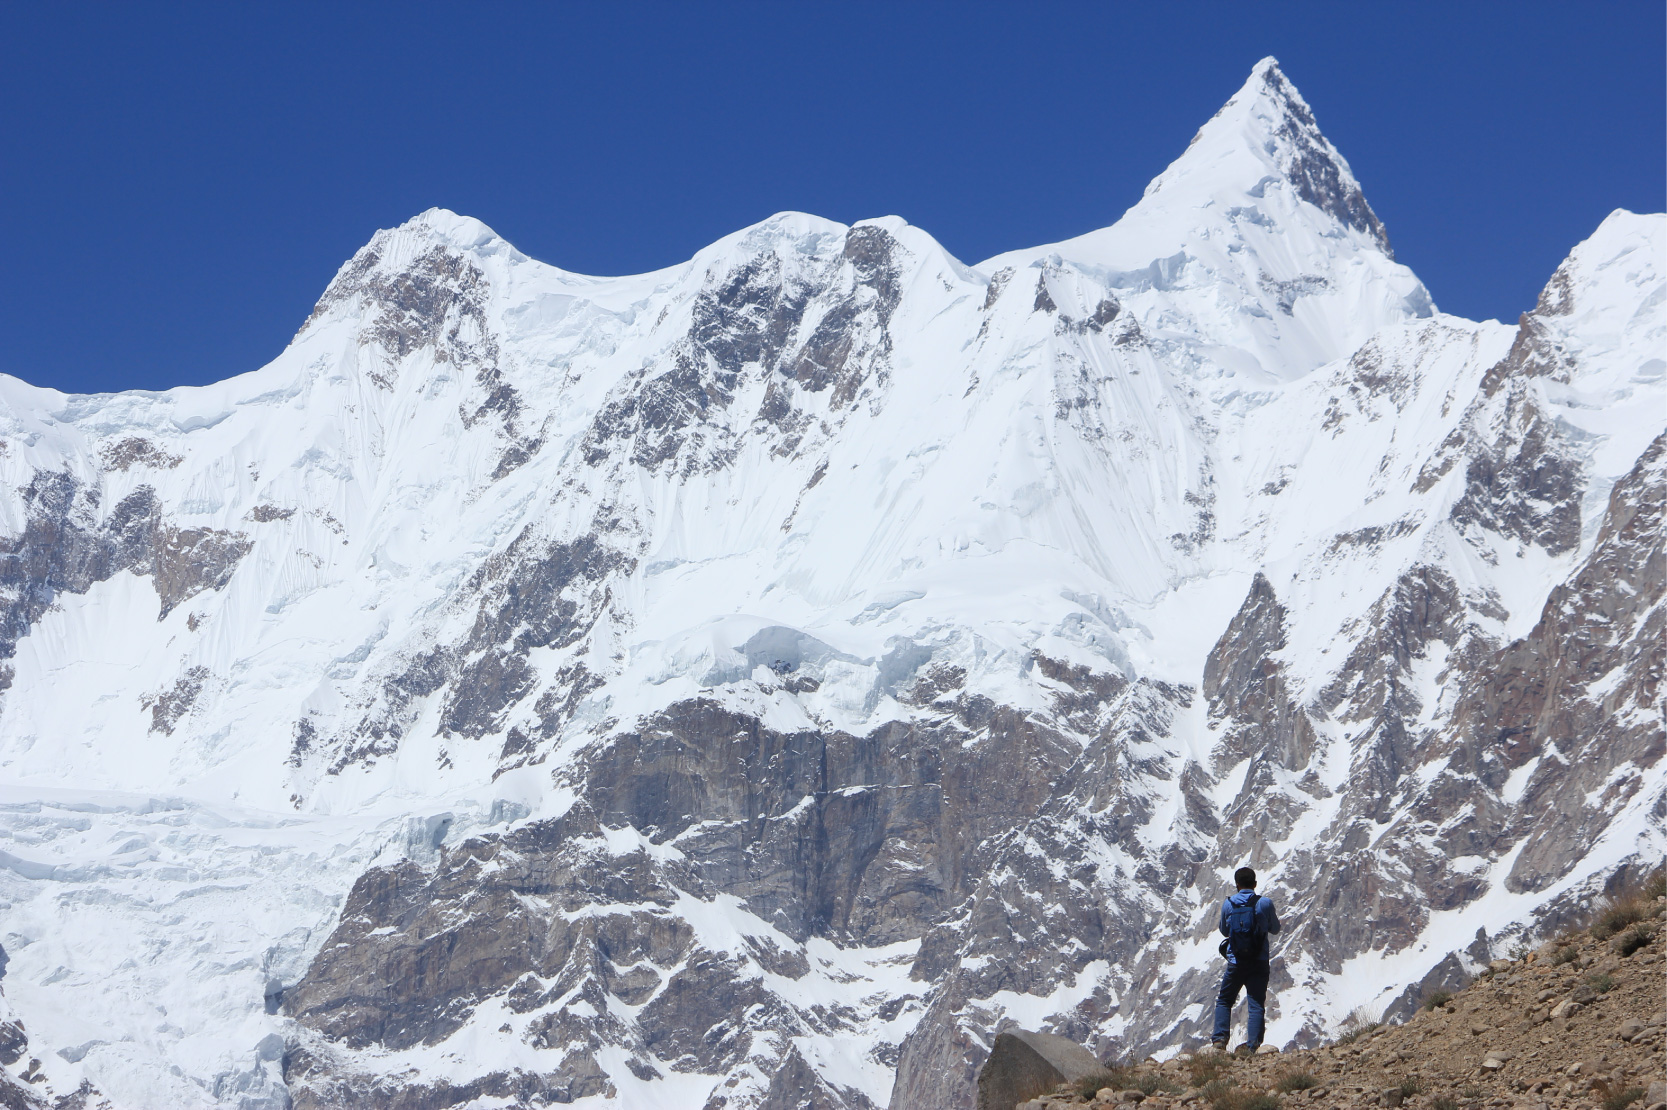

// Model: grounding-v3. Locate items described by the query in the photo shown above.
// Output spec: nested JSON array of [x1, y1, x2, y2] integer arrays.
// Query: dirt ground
[[1017, 896, 1666, 1110]]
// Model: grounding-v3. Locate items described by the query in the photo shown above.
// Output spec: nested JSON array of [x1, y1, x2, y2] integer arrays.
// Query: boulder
[[977, 1030, 1104, 1110]]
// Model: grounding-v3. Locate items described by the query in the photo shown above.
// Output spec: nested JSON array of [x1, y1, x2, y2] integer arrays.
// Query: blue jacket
[[1219, 889, 1280, 965]]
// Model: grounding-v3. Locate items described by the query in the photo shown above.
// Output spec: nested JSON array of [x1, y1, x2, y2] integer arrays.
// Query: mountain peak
[[1149, 57, 1393, 255]]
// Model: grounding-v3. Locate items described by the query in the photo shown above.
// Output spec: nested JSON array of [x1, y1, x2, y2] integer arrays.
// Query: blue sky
[[2, 2, 1662, 394]]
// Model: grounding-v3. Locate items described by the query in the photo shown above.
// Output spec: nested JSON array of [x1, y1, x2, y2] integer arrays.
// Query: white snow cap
[[1145, 55, 1392, 253], [402, 206, 505, 251]]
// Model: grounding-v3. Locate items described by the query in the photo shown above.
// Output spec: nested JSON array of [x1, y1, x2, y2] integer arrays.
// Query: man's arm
[[1260, 897, 1281, 935], [1219, 899, 1230, 937]]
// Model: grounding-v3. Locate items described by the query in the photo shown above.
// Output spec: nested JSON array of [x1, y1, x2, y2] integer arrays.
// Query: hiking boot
[[1206, 1040, 1227, 1054], [1234, 1042, 1258, 1057]]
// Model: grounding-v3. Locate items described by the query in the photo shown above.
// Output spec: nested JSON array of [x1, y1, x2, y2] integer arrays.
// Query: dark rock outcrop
[[284, 688, 1101, 1108], [1254, 61, 1392, 254], [0, 472, 250, 686], [976, 1030, 1103, 1110]]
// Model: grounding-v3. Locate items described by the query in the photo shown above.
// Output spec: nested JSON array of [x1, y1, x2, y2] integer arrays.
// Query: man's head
[[1234, 866, 1257, 890]]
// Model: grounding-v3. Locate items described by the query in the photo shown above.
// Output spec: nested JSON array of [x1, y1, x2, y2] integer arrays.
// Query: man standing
[[1211, 866, 1280, 1053]]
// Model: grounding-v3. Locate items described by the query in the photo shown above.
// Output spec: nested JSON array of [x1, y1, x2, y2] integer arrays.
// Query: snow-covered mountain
[[0, 57, 1659, 1110]]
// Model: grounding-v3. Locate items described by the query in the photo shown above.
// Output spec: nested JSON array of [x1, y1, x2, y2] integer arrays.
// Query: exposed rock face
[[1251, 59, 1392, 254], [1204, 572, 1317, 776], [1458, 434, 1665, 895], [282, 688, 1111, 1108], [0, 471, 249, 685], [0, 58, 1658, 1110]]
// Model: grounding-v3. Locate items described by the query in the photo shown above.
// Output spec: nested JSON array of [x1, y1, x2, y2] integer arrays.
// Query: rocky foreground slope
[[996, 889, 1666, 1110], [0, 58, 1660, 1109]]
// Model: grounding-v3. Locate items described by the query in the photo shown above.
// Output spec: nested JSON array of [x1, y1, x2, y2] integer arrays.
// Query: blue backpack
[[1225, 892, 1263, 962]]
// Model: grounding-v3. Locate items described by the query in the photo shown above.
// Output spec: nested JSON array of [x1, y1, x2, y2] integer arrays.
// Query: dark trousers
[[1211, 959, 1269, 1047]]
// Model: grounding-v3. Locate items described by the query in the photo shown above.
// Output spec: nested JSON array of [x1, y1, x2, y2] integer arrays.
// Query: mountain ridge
[[0, 59, 1657, 1110]]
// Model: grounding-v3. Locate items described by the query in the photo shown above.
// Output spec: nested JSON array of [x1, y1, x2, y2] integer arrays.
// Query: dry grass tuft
[[1334, 1004, 1382, 1045], [1209, 1089, 1280, 1110], [1590, 870, 1663, 940], [1614, 924, 1656, 957], [1188, 1053, 1231, 1086], [1074, 1064, 1182, 1099], [1595, 1079, 1645, 1110]]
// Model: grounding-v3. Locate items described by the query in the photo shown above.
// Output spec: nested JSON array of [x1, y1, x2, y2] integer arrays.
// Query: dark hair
[[1234, 866, 1257, 889]]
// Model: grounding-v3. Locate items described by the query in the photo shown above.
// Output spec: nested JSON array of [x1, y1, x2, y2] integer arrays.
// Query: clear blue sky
[[3, 2, 1662, 394]]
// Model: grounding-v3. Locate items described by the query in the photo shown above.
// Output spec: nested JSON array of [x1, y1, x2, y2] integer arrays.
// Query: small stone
[[1097, 1090, 1116, 1103], [1618, 1018, 1645, 1041], [1483, 1058, 1505, 1070], [1119, 1091, 1147, 1103], [1257, 1044, 1280, 1055], [1490, 959, 1512, 972], [1648, 1081, 1667, 1106]]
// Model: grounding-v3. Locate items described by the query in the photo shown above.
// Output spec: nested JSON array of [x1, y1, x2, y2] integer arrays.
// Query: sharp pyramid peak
[[1149, 56, 1394, 256]]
